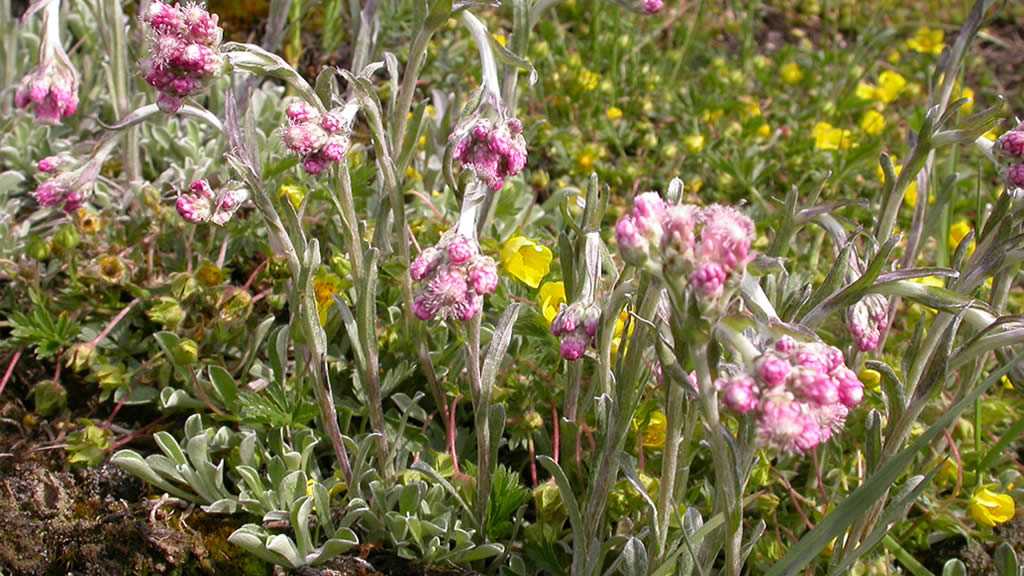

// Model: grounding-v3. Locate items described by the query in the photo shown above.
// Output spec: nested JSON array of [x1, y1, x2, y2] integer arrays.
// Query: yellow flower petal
[[538, 281, 566, 325], [968, 487, 1015, 527], [502, 236, 553, 288]]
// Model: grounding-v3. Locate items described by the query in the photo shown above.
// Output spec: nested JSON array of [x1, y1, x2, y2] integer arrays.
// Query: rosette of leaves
[[342, 477, 505, 565], [111, 413, 239, 513]]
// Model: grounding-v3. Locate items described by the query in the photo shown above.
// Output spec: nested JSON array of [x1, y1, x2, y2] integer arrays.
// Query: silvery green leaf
[[994, 542, 1019, 576], [223, 43, 320, 110], [202, 498, 238, 514], [265, 534, 303, 568], [228, 526, 293, 567], [942, 559, 967, 576]]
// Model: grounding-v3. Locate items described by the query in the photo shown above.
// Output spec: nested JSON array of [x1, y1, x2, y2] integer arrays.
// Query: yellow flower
[[493, 34, 507, 47], [1002, 375, 1014, 390], [875, 71, 907, 104], [781, 61, 803, 85], [855, 82, 877, 100], [577, 68, 600, 92], [907, 26, 944, 55], [959, 87, 975, 114], [610, 309, 633, 356], [278, 184, 306, 211], [538, 281, 566, 325], [887, 50, 901, 64], [860, 109, 886, 136], [858, 368, 881, 393], [968, 487, 1015, 527], [637, 411, 667, 449], [606, 106, 623, 121], [313, 271, 342, 326], [684, 134, 705, 154], [757, 123, 772, 139], [739, 96, 761, 118], [813, 122, 852, 151], [502, 236, 553, 288], [983, 127, 1000, 142], [949, 220, 975, 256], [700, 109, 724, 124], [576, 151, 595, 173]]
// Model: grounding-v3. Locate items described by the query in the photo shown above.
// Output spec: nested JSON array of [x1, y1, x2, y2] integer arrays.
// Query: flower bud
[[148, 296, 185, 327], [26, 237, 52, 260], [54, 223, 79, 249], [171, 338, 200, 365]]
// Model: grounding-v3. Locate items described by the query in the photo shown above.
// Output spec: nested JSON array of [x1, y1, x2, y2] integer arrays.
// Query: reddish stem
[[89, 299, 141, 348], [528, 436, 538, 488], [0, 348, 23, 398], [242, 259, 268, 292], [771, 465, 815, 531], [943, 428, 963, 497], [812, 446, 829, 508], [551, 405, 559, 464]]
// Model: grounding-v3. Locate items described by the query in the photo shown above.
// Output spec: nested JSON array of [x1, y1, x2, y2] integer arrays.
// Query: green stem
[[465, 314, 490, 534], [654, 373, 687, 562], [692, 343, 741, 576], [391, 24, 435, 155]]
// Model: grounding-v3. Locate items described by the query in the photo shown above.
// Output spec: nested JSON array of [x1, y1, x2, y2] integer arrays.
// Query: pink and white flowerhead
[[140, 2, 224, 113], [451, 116, 528, 191], [411, 232, 498, 322], [15, 1, 79, 125], [176, 179, 248, 225]]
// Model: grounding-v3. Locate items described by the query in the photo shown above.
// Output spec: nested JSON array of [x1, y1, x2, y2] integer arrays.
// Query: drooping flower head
[[140, 2, 224, 113], [451, 116, 528, 191], [15, 1, 79, 124], [31, 151, 106, 213], [281, 100, 357, 175], [412, 233, 498, 322], [993, 123, 1024, 192], [717, 338, 863, 454], [845, 293, 889, 352], [550, 300, 601, 361], [176, 179, 249, 225]]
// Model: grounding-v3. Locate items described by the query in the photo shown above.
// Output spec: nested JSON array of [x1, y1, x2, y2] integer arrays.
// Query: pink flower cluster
[[452, 117, 528, 191], [176, 179, 248, 225], [140, 1, 224, 113], [718, 337, 863, 453], [550, 302, 601, 361], [615, 192, 755, 300], [411, 234, 499, 322], [996, 127, 1024, 190], [640, 0, 663, 14], [281, 101, 353, 175], [846, 293, 888, 352], [33, 155, 86, 212], [15, 56, 79, 125]]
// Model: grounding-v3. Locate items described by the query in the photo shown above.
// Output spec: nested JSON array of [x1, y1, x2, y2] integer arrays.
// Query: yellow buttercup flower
[[502, 236, 553, 288], [813, 122, 852, 151], [875, 71, 907, 104], [610, 309, 633, 356], [684, 134, 705, 154], [877, 161, 921, 208], [757, 123, 772, 139], [959, 87, 975, 114], [606, 106, 623, 121], [860, 109, 886, 136], [907, 26, 944, 56], [538, 281, 566, 325], [780, 61, 803, 85], [968, 487, 1015, 527], [855, 82, 877, 100], [858, 368, 881, 393], [313, 270, 342, 326], [493, 34, 507, 47], [637, 411, 667, 449], [949, 220, 975, 256], [278, 184, 306, 211]]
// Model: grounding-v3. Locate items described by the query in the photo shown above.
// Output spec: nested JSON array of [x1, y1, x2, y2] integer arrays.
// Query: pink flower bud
[[321, 138, 348, 162], [413, 294, 437, 320], [286, 101, 318, 124], [190, 179, 215, 200], [303, 155, 328, 175], [641, 0, 663, 13], [690, 261, 727, 299], [467, 258, 499, 295], [37, 156, 63, 174], [721, 377, 759, 414], [560, 334, 587, 361], [446, 236, 475, 264], [411, 248, 443, 281], [33, 179, 67, 207], [1008, 163, 1024, 189], [176, 193, 211, 223], [615, 215, 648, 265], [996, 130, 1024, 159], [757, 355, 791, 387]]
